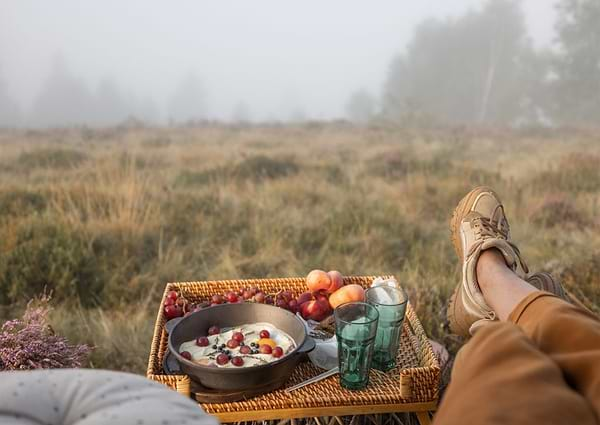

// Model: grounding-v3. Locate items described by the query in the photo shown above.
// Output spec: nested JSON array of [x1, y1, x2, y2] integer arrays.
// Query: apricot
[[327, 270, 344, 292], [328, 284, 365, 309], [306, 269, 331, 292]]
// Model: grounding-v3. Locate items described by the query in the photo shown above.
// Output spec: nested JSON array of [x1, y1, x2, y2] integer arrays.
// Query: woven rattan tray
[[147, 276, 440, 421]]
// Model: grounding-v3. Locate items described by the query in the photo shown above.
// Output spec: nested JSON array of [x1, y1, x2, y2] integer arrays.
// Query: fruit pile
[[163, 269, 366, 322]]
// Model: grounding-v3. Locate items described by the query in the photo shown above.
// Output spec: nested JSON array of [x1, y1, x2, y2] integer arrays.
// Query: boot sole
[[447, 186, 498, 337]]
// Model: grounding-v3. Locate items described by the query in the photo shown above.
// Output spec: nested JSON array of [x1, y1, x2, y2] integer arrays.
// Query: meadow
[[1, 123, 599, 373]]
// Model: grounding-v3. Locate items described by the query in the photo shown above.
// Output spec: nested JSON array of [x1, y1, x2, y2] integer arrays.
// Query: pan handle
[[296, 336, 316, 354]]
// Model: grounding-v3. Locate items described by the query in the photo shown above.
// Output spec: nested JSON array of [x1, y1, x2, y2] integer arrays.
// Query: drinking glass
[[334, 302, 379, 390], [365, 285, 408, 372]]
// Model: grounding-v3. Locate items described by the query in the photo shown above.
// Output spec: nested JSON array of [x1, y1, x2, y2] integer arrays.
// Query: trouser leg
[[433, 321, 597, 425], [509, 292, 600, 416]]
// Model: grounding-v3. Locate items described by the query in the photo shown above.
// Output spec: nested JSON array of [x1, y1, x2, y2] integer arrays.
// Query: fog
[[0, 1, 559, 126]]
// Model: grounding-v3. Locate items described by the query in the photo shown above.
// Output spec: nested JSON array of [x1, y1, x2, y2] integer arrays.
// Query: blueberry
[[240, 342, 245, 346], [212, 345, 218, 349], [220, 344, 226, 349]]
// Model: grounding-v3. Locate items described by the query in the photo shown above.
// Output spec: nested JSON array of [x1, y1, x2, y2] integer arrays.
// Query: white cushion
[[0, 369, 219, 425]]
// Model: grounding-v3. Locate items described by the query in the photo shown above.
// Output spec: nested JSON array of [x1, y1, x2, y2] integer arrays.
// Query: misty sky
[[1, 1, 556, 122]]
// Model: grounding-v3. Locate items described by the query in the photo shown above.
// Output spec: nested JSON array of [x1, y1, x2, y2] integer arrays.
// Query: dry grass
[[0, 124, 599, 373]]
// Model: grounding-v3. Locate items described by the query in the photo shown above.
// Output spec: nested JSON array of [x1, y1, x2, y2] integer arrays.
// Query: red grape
[[249, 287, 258, 296], [259, 329, 270, 339], [180, 351, 192, 360], [164, 305, 183, 320], [265, 295, 274, 305], [276, 299, 287, 309], [216, 353, 229, 365], [272, 347, 284, 358], [297, 292, 313, 305], [227, 339, 240, 349], [288, 299, 298, 313], [254, 292, 266, 303], [242, 290, 252, 300], [239, 345, 251, 354], [231, 357, 244, 367], [167, 291, 178, 301], [196, 337, 210, 347], [232, 332, 244, 342], [259, 344, 272, 354], [164, 297, 175, 306], [208, 326, 220, 336], [211, 294, 224, 304], [280, 290, 292, 302], [226, 291, 238, 303]]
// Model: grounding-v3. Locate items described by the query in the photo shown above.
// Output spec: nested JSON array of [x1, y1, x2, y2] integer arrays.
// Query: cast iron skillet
[[168, 302, 315, 391]]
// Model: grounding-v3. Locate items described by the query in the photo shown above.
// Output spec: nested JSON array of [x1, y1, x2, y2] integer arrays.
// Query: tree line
[[347, 0, 599, 127], [1, 0, 598, 128]]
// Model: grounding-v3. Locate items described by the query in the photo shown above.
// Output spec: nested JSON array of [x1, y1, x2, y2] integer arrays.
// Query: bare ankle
[[476, 249, 509, 292]]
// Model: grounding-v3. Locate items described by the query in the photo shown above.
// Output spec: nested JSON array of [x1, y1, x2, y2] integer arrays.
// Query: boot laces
[[472, 216, 508, 241]]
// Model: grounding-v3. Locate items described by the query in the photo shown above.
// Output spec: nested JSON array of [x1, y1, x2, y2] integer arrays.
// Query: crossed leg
[[434, 250, 600, 425]]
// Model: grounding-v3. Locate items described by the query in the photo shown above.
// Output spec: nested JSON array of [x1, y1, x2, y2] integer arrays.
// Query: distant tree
[[345, 89, 376, 124], [168, 72, 207, 123], [30, 55, 95, 127], [552, 0, 600, 125], [0, 70, 21, 128], [383, 0, 534, 125]]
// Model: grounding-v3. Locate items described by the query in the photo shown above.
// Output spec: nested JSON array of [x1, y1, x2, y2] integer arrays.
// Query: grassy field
[[1, 124, 599, 373]]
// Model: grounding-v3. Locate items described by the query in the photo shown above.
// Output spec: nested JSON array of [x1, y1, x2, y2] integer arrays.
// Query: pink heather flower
[[0, 299, 92, 370]]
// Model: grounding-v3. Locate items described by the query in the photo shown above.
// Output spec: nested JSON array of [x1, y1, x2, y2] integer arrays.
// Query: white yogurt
[[179, 322, 296, 368]]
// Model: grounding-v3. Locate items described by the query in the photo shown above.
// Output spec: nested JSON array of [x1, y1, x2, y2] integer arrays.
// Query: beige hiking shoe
[[448, 186, 529, 337], [527, 271, 591, 312]]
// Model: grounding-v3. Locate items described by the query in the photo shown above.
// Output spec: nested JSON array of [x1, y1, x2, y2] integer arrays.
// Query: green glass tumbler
[[365, 285, 408, 372], [334, 302, 379, 390]]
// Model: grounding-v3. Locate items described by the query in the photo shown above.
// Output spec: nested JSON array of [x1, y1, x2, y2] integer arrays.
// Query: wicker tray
[[147, 276, 440, 421]]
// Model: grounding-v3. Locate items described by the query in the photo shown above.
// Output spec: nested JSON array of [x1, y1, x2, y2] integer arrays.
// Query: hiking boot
[[448, 186, 529, 337], [526, 272, 566, 299], [527, 271, 591, 311]]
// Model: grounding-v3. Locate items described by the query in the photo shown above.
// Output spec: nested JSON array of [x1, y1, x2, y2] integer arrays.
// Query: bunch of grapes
[[163, 287, 309, 320], [163, 291, 192, 320]]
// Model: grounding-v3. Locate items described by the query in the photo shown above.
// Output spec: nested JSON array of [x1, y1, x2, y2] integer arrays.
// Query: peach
[[306, 269, 331, 292], [327, 270, 344, 293], [328, 284, 365, 309]]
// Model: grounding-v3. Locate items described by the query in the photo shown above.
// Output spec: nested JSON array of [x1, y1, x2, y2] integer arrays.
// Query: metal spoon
[[284, 367, 339, 393]]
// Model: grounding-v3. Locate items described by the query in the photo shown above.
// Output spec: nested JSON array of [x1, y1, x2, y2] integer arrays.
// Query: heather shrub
[[0, 189, 47, 217], [0, 217, 103, 305], [530, 153, 600, 193], [18, 148, 88, 169], [174, 169, 223, 187], [560, 255, 600, 314], [367, 150, 453, 180], [0, 298, 91, 370], [232, 155, 299, 182], [141, 136, 172, 148], [529, 194, 588, 229]]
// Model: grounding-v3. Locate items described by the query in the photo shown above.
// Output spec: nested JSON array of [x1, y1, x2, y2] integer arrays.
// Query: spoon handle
[[284, 367, 339, 393]]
